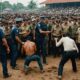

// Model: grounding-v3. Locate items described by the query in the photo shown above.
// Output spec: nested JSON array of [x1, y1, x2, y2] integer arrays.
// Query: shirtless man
[[22, 40, 43, 74]]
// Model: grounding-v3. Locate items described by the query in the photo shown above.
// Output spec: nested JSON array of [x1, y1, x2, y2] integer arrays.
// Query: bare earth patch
[[0, 57, 80, 80]]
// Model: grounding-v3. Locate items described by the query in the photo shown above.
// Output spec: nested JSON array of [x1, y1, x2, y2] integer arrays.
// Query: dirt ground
[[0, 56, 80, 80]]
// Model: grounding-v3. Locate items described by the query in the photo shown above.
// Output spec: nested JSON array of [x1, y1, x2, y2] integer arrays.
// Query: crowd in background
[[0, 13, 80, 57], [41, 7, 80, 15]]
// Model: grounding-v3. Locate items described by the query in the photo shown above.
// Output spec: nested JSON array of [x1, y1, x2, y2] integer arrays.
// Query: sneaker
[[40, 70, 45, 73], [4, 74, 11, 78], [58, 76, 62, 80], [12, 66, 19, 70], [24, 65, 29, 74]]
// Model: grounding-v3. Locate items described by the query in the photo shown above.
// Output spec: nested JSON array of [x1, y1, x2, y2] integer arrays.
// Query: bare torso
[[22, 41, 36, 56]]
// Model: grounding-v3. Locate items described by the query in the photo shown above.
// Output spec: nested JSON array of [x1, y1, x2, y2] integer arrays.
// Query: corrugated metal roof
[[42, 0, 80, 4]]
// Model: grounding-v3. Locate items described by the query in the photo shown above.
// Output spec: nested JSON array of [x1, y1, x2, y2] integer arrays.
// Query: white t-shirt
[[56, 37, 79, 52]]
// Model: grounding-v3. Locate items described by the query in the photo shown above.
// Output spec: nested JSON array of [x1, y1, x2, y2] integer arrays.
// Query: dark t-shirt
[[0, 29, 5, 49], [10, 27, 19, 44], [35, 22, 48, 39]]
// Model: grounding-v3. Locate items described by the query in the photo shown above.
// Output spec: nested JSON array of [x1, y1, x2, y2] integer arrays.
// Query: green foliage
[[0, 0, 38, 12], [27, 0, 37, 9], [12, 4, 17, 11], [17, 3, 25, 10], [12, 3, 25, 11], [0, 1, 12, 11], [0, 1, 25, 11]]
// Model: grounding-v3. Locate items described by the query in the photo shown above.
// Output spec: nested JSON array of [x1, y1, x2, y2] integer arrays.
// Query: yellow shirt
[[52, 25, 62, 36]]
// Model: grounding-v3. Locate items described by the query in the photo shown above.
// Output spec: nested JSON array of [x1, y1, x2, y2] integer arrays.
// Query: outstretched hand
[[6, 48, 10, 54], [54, 38, 58, 41]]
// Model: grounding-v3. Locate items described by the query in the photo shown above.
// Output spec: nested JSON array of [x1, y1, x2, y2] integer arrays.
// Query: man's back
[[35, 22, 48, 38], [22, 41, 36, 56], [62, 37, 76, 51], [56, 36, 78, 52]]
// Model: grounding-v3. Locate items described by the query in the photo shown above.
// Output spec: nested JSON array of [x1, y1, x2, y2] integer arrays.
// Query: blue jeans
[[24, 55, 43, 70], [0, 47, 8, 76], [58, 51, 77, 76], [10, 44, 19, 68]]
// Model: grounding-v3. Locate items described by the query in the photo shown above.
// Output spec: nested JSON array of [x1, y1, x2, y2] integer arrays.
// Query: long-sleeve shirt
[[55, 37, 79, 53]]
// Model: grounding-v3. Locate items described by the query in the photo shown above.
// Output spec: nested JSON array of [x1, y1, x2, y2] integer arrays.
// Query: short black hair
[[63, 33, 71, 37]]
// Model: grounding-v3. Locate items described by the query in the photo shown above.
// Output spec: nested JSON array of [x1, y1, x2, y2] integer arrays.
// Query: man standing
[[55, 33, 79, 80], [51, 23, 62, 57], [10, 21, 24, 69], [0, 28, 11, 78], [76, 27, 80, 59], [35, 17, 51, 64]]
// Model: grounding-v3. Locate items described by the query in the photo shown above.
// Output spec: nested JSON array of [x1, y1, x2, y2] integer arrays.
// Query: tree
[[0, 1, 26, 12], [27, 0, 37, 9], [0, 2, 2, 12], [12, 4, 17, 11], [12, 3, 25, 11], [2, 1, 12, 9], [17, 3, 25, 10]]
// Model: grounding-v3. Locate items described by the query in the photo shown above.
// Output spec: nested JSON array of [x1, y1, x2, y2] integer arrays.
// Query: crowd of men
[[0, 13, 80, 80], [42, 7, 80, 15]]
